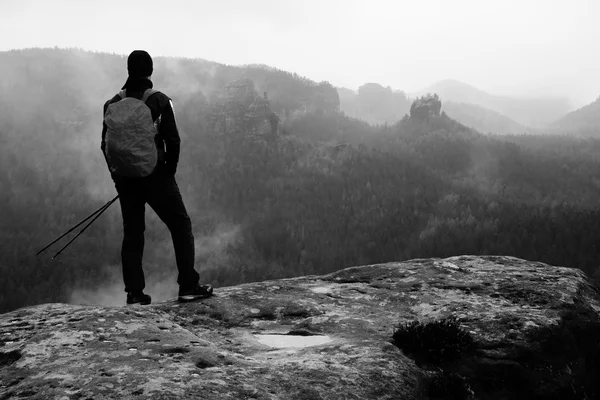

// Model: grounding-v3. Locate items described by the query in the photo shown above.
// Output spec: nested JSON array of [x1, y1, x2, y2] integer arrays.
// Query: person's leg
[[115, 180, 147, 293], [147, 170, 199, 289]]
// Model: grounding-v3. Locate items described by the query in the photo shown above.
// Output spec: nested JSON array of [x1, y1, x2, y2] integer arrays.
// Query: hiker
[[101, 50, 213, 305]]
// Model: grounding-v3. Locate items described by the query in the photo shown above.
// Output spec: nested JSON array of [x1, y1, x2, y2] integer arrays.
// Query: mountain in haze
[[442, 101, 533, 135], [337, 81, 536, 134], [417, 79, 572, 128], [337, 83, 411, 125], [551, 96, 600, 137]]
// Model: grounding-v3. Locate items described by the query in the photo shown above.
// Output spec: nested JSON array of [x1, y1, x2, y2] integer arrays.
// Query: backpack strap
[[142, 89, 159, 103]]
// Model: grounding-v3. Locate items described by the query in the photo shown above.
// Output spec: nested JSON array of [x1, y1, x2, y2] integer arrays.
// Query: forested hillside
[[1, 48, 600, 313], [441, 101, 532, 135], [551, 97, 600, 137]]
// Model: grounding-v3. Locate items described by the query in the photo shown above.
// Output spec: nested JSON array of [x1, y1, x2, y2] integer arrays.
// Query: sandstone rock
[[1, 256, 599, 399]]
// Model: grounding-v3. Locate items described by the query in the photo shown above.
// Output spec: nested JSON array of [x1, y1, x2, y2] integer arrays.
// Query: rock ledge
[[1, 256, 599, 399]]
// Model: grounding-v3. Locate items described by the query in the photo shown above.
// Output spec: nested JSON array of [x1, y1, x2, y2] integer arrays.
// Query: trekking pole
[[50, 195, 120, 260], [35, 195, 119, 257]]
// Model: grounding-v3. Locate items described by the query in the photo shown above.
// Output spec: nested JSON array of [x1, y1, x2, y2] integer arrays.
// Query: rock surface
[[1, 256, 599, 399]]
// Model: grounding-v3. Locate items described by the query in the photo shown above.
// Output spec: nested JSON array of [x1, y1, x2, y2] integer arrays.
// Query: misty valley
[[1, 48, 600, 313]]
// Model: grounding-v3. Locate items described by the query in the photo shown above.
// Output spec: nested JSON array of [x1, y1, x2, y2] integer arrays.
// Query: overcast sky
[[1, 0, 598, 107]]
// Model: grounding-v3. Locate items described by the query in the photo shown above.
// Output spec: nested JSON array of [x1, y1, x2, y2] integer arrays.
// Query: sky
[[1, 0, 598, 107]]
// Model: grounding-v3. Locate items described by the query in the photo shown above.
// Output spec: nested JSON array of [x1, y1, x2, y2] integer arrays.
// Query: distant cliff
[[337, 83, 411, 125], [1, 256, 599, 399]]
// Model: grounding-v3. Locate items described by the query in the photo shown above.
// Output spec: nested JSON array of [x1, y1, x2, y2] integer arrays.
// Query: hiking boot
[[178, 284, 213, 302], [126, 291, 152, 305]]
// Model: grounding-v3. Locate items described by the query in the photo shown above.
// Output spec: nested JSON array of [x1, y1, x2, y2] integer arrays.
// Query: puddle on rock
[[310, 286, 333, 294], [255, 334, 332, 348]]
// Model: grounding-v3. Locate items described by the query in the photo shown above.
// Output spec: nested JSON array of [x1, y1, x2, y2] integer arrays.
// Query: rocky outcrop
[[1, 256, 599, 399], [410, 94, 442, 120], [208, 79, 279, 139]]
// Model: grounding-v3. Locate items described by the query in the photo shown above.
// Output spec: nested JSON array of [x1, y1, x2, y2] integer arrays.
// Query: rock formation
[[1, 256, 599, 399], [410, 94, 442, 121], [208, 79, 279, 139]]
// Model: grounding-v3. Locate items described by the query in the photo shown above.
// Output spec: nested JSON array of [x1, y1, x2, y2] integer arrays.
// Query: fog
[[2, 45, 600, 314], [2, 1, 600, 314], [69, 223, 242, 306], [1, 0, 598, 107]]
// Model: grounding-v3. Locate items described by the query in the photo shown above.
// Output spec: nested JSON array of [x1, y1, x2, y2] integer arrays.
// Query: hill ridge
[[416, 79, 572, 128]]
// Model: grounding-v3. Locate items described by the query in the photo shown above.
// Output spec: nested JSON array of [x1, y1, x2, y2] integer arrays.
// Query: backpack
[[103, 89, 159, 177]]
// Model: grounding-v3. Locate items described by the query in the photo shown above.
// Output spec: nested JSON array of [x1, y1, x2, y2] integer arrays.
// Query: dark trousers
[[114, 166, 199, 293]]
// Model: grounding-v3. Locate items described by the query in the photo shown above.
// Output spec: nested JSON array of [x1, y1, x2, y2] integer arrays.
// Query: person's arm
[[159, 97, 181, 175]]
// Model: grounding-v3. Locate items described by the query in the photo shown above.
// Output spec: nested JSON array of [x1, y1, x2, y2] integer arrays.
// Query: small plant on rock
[[0, 349, 22, 367], [392, 317, 475, 365]]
